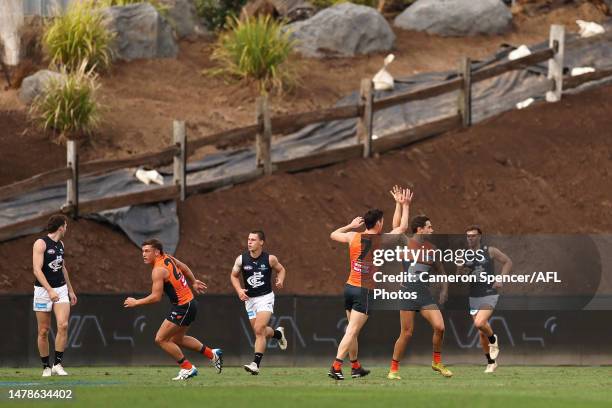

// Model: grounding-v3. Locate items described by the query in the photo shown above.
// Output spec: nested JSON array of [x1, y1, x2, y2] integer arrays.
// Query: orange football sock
[[179, 359, 192, 370], [332, 359, 343, 371], [201, 346, 214, 360], [390, 359, 400, 372], [433, 352, 441, 364]]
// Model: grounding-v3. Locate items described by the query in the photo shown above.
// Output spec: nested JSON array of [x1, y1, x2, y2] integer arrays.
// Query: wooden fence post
[[356, 79, 374, 158], [458, 56, 472, 127], [255, 95, 272, 175], [546, 24, 565, 102], [65, 139, 78, 217], [173, 120, 186, 201]]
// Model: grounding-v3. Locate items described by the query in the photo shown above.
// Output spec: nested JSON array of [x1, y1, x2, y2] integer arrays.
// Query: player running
[[460, 225, 513, 373], [388, 214, 453, 379], [328, 187, 413, 380], [124, 239, 222, 380], [32, 214, 77, 377], [230, 230, 288, 375]]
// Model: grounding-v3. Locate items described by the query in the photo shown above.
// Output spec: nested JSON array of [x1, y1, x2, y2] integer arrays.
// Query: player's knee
[[38, 326, 49, 338], [433, 323, 445, 334], [344, 326, 360, 339], [400, 328, 413, 340], [56, 321, 69, 332], [254, 325, 267, 337], [473, 319, 486, 330], [154, 334, 166, 345]]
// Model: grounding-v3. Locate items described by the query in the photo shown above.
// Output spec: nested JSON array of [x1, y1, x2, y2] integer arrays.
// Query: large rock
[[161, 0, 209, 39], [102, 3, 178, 61], [287, 3, 395, 58], [19, 69, 64, 104], [394, 0, 512, 37], [271, 0, 315, 22]]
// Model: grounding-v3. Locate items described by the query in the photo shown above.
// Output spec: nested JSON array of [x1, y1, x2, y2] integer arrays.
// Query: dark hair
[[410, 215, 430, 233], [142, 238, 164, 254], [250, 230, 266, 241], [46, 214, 68, 233], [364, 209, 384, 229], [465, 225, 482, 234]]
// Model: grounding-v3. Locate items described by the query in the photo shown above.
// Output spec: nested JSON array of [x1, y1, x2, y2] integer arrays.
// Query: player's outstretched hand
[[397, 188, 413, 205], [390, 185, 402, 203], [193, 280, 207, 294], [404, 188, 414, 205], [238, 288, 249, 302], [349, 217, 364, 229], [124, 297, 137, 308], [275, 277, 284, 289]]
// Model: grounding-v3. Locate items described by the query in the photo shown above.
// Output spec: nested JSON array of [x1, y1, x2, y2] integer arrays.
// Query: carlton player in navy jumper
[[32, 215, 77, 377], [230, 230, 287, 375], [460, 225, 513, 373]]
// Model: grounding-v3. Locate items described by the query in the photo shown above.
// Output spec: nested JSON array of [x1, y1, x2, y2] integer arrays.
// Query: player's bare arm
[[231, 255, 249, 301], [489, 246, 513, 288], [32, 239, 58, 302], [391, 185, 402, 229], [390, 188, 413, 234], [434, 261, 449, 304], [61, 263, 77, 306], [330, 217, 364, 243], [270, 255, 286, 289], [124, 267, 166, 307], [173, 256, 207, 295]]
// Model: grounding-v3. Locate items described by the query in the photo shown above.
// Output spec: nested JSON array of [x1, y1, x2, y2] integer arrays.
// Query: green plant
[[30, 61, 101, 141], [43, 0, 113, 72], [194, 0, 246, 31], [210, 16, 296, 93]]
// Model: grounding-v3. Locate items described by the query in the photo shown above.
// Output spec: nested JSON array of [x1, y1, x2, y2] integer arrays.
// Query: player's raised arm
[[230, 255, 249, 301], [390, 188, 413, 234], [32, 239, 58, 302], [390, 185, 402, 229], [124, 267, 166, 307], [330, 217, 364, 243], [270, 255, 286, 289], [489, 246, 513, 288], [173, 256, 207, 294]]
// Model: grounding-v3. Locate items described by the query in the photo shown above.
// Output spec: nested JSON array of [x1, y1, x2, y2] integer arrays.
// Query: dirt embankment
[[0, 1, 606, 166], [0, 83, 610, 294]]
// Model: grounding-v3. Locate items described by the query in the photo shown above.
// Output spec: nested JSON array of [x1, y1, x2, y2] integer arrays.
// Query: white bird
[[135, 168, 164, 185], [508, 45, 531, 61], [576, 20, 604, 38], [571, 67, 596, 76], [373, 54, 395, 91]]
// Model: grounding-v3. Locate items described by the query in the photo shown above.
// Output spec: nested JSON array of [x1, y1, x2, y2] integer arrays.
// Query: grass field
[[1, 366, 611, 407]]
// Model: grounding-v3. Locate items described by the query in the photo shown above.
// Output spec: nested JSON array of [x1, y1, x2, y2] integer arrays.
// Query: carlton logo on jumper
[[247, 271, 265, 288], [48, 257, 63, 272]]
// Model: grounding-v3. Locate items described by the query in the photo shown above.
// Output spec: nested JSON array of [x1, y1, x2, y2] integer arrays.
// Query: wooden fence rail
[[0, 167, 72, 202], [2, 24, 612, 240]]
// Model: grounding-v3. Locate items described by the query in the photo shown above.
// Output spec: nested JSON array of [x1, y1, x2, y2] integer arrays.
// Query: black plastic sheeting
[[2, 23, 612, 251]]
